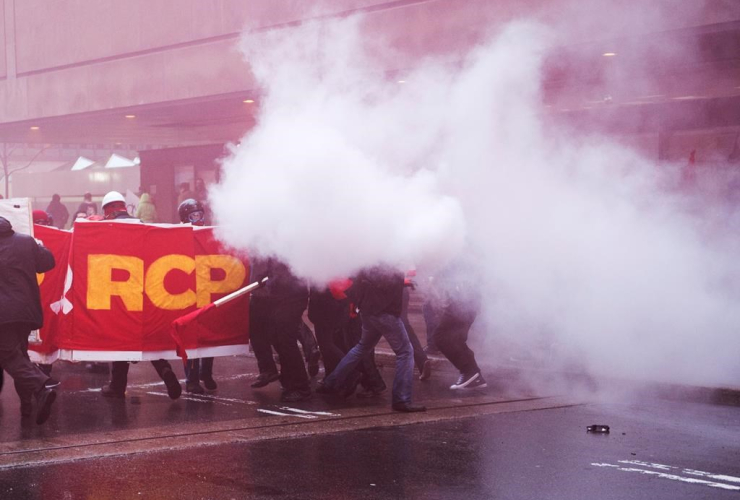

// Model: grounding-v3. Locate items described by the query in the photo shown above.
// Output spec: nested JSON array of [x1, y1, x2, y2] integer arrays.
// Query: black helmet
[[178, 198, 205, 225]]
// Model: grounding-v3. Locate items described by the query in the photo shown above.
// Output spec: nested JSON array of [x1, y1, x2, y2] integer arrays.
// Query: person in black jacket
[[98, 191, 182, 400], [0, 216, 58, 424], [249, 257, 311, 402], [46, 194, 69, 230], [319, 266, 425, 412]]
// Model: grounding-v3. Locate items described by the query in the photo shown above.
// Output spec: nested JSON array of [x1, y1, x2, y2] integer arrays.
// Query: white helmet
[[102, 191, 125, 208]]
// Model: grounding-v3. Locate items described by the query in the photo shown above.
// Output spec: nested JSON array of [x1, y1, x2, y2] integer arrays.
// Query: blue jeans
[[324, 312, 414, 405]]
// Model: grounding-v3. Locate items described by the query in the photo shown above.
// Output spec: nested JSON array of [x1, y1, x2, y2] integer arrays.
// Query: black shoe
[[20, 398, 32, 418], [251, 372, 279, 388], [280, 389, 312, 402], [186, 381, 205, 394], [35, 388, 57, 425], [392, 402, 427, 413], [162, 369, 182, 400], [356, 383, 387, 399], [419, 360, 432, 381], [338, 371, 363, 399], [307, 349, 321, 378], [450, 371, 487, 390], [45, 377, 61, 389], [200, 375, 217, 391], [101, 384, 125, 398], [315, 382, 336, 395]]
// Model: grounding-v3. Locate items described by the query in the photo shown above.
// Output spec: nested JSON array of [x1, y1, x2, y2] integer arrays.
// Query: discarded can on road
[[587, 425, 610, 433]]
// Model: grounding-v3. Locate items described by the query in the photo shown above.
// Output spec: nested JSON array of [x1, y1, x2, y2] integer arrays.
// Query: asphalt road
[[0, 354, 738, 499]]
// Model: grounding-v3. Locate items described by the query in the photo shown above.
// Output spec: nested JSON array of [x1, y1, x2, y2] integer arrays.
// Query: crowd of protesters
[[0, 186, 486, 425]]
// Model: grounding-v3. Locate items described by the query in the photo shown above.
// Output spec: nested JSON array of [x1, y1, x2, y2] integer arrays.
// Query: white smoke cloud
[[212, 14, 740, 387]]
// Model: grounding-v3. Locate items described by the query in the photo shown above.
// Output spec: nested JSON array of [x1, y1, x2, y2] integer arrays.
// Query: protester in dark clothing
[[178, 199, 217, 394], [0, 216, 57, 424], [45, 194, 69, 230], [308, 287, 349, 377], [98, 191, 182, 400], [320, 266, 425, 412], [401, 285, 432, 380], [308, 285, 384, 394], [429, 261, 486, 390], [249, 257, 311, 402], [76, 192, 97, 217]]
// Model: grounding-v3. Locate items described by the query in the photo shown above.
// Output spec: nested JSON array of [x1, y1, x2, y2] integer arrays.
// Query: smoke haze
[[211, 10, 740, 388]]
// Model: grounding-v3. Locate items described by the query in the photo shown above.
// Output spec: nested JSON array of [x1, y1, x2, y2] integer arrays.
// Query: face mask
[[188, 211, 205, 224]]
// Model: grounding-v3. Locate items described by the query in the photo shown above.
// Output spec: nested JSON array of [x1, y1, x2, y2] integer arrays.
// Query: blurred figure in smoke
[[0, 215, 57, 424], [429, 260, 486, 390], [45, 194, 69, 230], [99, 191, 182, 400], [319, 266, 425, 413], [76, 192, 97, 217], [178, 199, 217, 394], [135, 192, 158, 223], [177, 182, 195, 206], [249, 257, 312, 402]]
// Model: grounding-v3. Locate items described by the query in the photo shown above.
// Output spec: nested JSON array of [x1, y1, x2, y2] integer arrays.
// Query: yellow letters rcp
[[87, 254, 246, 311]]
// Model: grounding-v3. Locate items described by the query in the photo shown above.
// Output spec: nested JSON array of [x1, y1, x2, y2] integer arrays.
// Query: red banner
[[30, 221, 250, 362]]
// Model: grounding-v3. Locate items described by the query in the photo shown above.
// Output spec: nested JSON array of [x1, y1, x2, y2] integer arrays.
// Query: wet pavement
[[0, 352, 739, 499]]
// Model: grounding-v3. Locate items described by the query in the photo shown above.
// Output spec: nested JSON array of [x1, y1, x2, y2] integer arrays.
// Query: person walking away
[[98, 191, 182, 400], [431, 260, 487, 390], [0, 216, 57, 424], [45, 194, 69, 230], [135, 192, 158, 223]]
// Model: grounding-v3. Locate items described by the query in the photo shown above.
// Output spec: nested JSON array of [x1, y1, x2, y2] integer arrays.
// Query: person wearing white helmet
[[101, 191, 129, 220], [97, 191, 182, 400]]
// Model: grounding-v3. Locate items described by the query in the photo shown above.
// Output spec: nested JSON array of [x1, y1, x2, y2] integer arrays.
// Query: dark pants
[[110, 359, 174, 393], [401, 288, 429, 371], [0, 324, 48, 400], [422, 300, 441, 350], [186, 357, 213, 384], [434, 307, 480, 376], [313, 319, 346, 376], [250, 298, 310, 392]]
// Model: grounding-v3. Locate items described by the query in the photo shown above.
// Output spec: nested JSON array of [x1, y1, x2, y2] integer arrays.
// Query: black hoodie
[[0, 216, 55, 329]]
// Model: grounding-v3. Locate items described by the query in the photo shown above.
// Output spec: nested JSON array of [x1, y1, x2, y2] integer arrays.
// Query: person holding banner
[[249, 257, 312, 402], [0, 216, 58, 424], [99, 191, 182, 400], [178, 198, 217, 394]]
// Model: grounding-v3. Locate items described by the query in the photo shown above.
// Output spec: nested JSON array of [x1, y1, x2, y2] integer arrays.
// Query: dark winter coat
[[346, 266, 404, 317], [0, 216, 55, 330], [250, 257, 308, 308], [46, 199, 69, 229]]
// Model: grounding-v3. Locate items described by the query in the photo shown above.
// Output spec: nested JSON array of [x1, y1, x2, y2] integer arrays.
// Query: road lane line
[[592, 463, 740, 492], [278, 406, 341, 416], [257, 409, 317, 419]]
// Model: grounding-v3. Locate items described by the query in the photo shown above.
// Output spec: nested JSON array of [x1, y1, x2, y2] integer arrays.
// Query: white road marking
[[278, 406, 341, 417], [618, 460, 674, 471], [683, 469, 740, 484], [81, 373, 256, 394], [257, 409, 317, 419], [146, 392, 234, 406], [592, 462, 740, 492]]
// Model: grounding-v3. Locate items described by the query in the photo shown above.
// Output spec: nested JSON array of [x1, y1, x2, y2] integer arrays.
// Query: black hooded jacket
[[0, 216, 56, 329]]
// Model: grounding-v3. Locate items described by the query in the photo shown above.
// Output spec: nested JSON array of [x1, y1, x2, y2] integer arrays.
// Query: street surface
[[0, 353, 738, 499]]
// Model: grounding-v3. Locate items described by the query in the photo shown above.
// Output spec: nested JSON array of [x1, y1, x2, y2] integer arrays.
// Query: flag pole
[[213, 277, 268, 307]]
